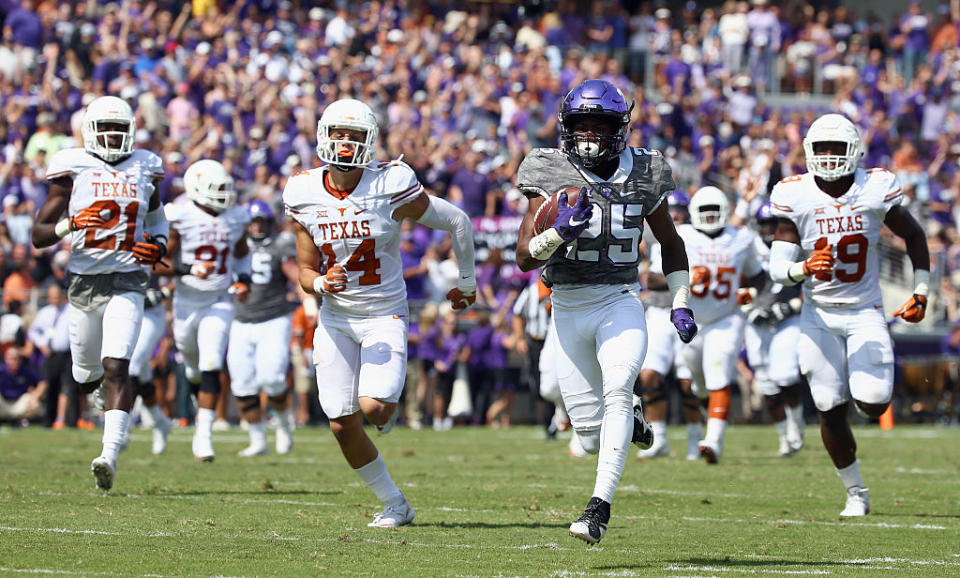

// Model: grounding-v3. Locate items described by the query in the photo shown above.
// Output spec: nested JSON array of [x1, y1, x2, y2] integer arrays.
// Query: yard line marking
[[0, 526, 122, 536]]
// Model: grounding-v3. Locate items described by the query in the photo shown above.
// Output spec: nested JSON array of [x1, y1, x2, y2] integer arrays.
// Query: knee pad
[[199, 370, 221, 395], [236, 395, 260, 413], [576, 427, 601, 454], [73, 364, 104, 386]]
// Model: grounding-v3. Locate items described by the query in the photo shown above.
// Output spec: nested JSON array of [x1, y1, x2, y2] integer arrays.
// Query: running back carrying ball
[[534, 187, 583, 234]]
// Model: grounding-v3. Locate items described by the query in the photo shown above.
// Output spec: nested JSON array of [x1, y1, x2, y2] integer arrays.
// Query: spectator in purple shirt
[[0, 347, 46, 423], [463, 308, 494, 425], [3, 0, 43, 50], [423, 310, 465, 431], [448, 151, 494, 217], [484, 314, 519, 428], [901, 0, 930, 84]]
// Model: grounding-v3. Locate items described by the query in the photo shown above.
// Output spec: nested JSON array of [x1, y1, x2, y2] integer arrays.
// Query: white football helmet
[[184, 159, 235, 213], [81, 95, 136, 162], [316, 98, 379, 168], [803, 114, 863, 181], [689, 186, 730, 235]]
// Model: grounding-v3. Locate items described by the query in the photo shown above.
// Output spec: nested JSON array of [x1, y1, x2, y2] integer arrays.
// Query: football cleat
[[376, 408, 400, 436], [91, 456, 115, 491], [631, 400, 654, 450], [778, 437, 794, 458], [152, 414, 173, 455], [237, 443, 269, 457], [840, 487, 870, 517], [276, 425, 293, 455], [569, 496, 610, 545], [698, 440, 721, 464], [636, 440, 670, 459], [368, 498, 415, 528], [192, 432, 215, 462]]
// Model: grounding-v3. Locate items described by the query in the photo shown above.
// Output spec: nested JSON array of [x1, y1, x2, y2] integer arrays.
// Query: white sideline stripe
[[666, 565, 830, 575], [0, 568, 171, 578], [0, 526, 121, 536]]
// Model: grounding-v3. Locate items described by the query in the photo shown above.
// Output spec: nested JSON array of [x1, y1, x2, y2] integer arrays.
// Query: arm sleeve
[[768, 240, 803, 286], [416, 195, 476, 293]]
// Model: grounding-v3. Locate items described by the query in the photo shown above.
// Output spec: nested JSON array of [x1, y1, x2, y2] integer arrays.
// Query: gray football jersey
[[517, 147, 675, 287], [235, 231, 298, 323]]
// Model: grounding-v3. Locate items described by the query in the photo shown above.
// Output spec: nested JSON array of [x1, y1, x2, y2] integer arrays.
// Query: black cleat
[[569, 496, 610, 544], [632, 402, 654, 450]]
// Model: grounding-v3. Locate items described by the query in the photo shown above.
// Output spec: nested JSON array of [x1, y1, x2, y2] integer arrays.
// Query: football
[[533, 187, 581, 235]]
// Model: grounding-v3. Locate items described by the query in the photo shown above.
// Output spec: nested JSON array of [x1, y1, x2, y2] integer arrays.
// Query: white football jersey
[[46, 148, 163, 275], [283, 160, 423, 317], [678, 224, 764, 325], [166, 199, 249, 304], [769, 168, 902, 307]]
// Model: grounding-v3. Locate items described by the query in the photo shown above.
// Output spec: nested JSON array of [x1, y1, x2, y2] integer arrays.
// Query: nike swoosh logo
[[354, 209, 367, 215], [568, 216, 588, 227]]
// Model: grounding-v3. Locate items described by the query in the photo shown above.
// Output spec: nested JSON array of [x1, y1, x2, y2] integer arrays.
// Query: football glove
[[893, 294, 927, 323], [803, 243, 834, 276], [746, 306, 771, 326], [70, 206, 107, 230], [670, 307, 698, 343], [446, 287, 476, 311], [190, 261, 217, 279], [736, 287, 756, 305], [769, 301, 795, 323], [228, 282, 250, 302], [132, 234, 167, 265], [553, 188, 593, 242], [313, 264, 348, 295]]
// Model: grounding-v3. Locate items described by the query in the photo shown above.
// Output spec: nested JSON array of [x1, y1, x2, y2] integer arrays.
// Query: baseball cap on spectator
[[387, 29, 404, 43], [80, 22, 96, 37], [136, 129, 151, 144], [281, 154, 302, 176], [37, 112, 55, 127], [655, 8, 671, 19], [317, 54, 332, 66], [265, 31, 284, 48], [309, 7, 324, 21], [752, 0, 768, 5], [699, 135, 715, 148], [196, 42, 211, 56], [3, 196, 19, 210], [735, 75, 752, 88], [165, 151, 184, 165], [249, 126, 265, 140]]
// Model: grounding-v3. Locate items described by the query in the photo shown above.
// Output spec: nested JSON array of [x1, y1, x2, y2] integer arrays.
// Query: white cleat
[[778, 437, 795, 458], [91, 456, 115, 491], [637, 441, 670, 459], [237, 443, 269, 457], [368, 498, 415, 528], [192, 432, 215, 462], [698, 440, 722, 464], [276, 426, 293, 455], [376, 408, 400, 436], [152, 415, 173, 455], [840, 487, 870, 517]]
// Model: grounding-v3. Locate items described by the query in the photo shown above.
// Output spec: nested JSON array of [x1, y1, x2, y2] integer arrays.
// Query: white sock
[[277, 409, 293, 433], [149, 405, 170, 426], [650, 420, 667, 444], [101, 409, 129, 464], [355, 453, 404, 506], [787, 404, 804, 430], [592, 392, 632, 503], [836, 460, 863, 491], [249, 421, 266, 447], [196, 408, 216, 440], [687, 423, 702, 452], [553, 403, 568, 424], [705, 417, 727, 445], [774, 419, 789, 439]]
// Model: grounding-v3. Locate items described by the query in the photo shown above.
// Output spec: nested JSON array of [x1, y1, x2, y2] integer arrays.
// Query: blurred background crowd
[[1, 0, 959, 431]]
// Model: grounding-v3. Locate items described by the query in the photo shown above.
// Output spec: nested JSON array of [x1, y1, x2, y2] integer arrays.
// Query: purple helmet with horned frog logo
[[558, 79, 634, 167]]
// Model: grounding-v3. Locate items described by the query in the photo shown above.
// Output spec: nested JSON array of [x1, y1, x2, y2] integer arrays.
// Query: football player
[[515, 79, 697, 544], [740, 202, 804, 457], [679, 186, 765, 464], [227, 200, 300, 457], [154, 159, 251, 462], [768, 114, 930, 516], [32, 95, 169, 491], [284, 98, 476, 528], [637, 190, 703, 460]]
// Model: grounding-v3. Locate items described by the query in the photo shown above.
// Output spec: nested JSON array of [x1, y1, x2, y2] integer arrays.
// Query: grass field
[[1, 422, 959, 577]]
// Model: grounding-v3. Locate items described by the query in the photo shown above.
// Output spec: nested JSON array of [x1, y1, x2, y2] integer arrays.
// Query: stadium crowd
[[1, 0, 959, 430]]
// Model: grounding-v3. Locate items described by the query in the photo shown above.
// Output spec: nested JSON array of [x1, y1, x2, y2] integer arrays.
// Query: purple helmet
[[558, 79, 633, 167], [668, 190, 690, 207], [248, 199, 275, 221], [755, 201, 774, 222]]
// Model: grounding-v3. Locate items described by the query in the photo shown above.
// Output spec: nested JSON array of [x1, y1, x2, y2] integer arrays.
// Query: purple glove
[[553, 188, 593, 242], [671, 307, 698, 343]]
